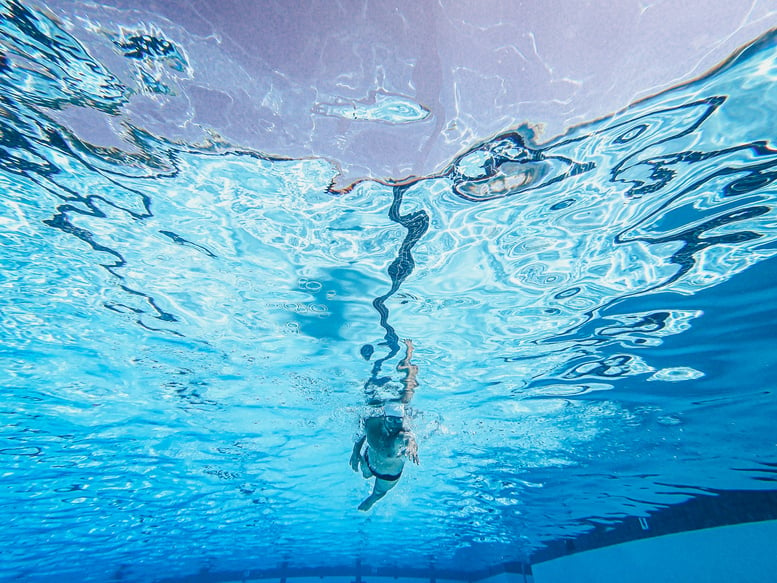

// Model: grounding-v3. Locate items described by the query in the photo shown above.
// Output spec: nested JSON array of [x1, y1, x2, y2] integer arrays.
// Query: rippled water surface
[[2, 1, 777, 581]]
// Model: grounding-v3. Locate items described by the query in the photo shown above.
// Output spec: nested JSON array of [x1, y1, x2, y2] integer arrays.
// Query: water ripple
[[2, 0, 777, 578]]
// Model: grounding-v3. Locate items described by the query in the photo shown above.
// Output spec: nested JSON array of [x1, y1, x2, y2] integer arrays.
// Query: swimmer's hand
[[349, 450, 361, 472], [405, 435, 420, 465], [350, 435, 366, 472]]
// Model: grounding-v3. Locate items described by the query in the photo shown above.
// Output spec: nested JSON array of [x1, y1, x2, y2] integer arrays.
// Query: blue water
[[2, 1, 777, 581]]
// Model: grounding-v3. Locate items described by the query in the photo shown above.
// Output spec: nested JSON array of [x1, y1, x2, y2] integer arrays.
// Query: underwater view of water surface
[[2, 1, 777, 581]]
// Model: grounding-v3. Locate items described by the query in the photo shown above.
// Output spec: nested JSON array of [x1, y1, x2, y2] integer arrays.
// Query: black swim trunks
[[364, 449, 402, 481]]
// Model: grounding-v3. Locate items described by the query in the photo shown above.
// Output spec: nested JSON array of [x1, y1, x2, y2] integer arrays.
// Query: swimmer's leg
[[358, 477, 397, 511]]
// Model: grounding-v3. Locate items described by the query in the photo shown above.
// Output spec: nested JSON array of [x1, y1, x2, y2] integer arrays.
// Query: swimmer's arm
[[402, 431, 419, 465], [350, 435, 366, 472], [397, 339, 418, 403], [397, 339, 414, 370]]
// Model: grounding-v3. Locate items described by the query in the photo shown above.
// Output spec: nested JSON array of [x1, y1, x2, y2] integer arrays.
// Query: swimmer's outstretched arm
[[397, 339, 418, 403], [350, 435, 366, 472], [397, 338, 414, 369]]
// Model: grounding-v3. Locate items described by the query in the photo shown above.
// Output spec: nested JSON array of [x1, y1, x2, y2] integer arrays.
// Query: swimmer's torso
[[364, 416, 406, 476]]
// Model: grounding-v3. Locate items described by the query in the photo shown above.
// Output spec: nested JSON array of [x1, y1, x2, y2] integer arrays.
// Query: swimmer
[[350, 339, 419, 511]]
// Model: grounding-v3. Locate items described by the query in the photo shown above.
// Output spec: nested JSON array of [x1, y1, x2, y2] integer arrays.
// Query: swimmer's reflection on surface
[[350, 339, 419, 511]]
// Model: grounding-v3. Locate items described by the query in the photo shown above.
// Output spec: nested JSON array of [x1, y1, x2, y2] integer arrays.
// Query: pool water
[[1, 1, 776, 581]]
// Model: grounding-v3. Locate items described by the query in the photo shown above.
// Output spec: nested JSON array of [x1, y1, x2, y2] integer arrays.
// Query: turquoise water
[[2, 1, 777, 581]]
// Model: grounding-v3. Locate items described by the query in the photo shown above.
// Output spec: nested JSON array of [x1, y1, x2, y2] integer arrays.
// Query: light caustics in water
[[1, 0, 777, 580]]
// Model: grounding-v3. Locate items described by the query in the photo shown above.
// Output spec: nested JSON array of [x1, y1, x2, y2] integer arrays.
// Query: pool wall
[[531, 519, 777, 583]]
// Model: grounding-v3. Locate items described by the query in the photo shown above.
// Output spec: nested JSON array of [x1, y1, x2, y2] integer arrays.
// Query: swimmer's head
[[383, 401, 405, 418]]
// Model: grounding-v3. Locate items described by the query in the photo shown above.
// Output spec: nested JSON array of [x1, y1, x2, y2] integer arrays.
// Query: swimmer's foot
[[358, 495, 378, 512]]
